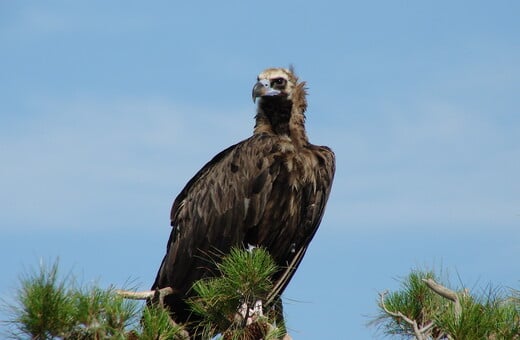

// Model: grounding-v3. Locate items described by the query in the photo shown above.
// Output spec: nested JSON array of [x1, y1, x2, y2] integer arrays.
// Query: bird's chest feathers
[[274, 141, 319, 191]]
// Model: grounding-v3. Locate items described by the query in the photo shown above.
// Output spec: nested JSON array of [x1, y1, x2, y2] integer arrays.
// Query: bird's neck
[[254, 97, 309, 146]]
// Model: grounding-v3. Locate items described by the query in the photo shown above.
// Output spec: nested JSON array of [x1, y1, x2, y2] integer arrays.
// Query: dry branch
[[422, 278, 462, 318], [115, 287, 174, 308]]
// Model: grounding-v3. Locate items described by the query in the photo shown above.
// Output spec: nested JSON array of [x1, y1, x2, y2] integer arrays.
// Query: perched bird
[[151, 67, 335, 336]]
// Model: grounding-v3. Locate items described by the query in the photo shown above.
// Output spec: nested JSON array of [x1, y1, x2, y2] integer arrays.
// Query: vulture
[[151, 67, 335, 336]]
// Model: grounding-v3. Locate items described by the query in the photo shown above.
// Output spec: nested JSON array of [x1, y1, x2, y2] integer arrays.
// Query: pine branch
[[379, 290, 434, 340], [189, 247, 290, 339]]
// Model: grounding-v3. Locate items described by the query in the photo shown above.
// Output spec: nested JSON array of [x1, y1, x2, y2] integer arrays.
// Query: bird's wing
[[267, 145, 335, 303], [153, 135, 283, 293]]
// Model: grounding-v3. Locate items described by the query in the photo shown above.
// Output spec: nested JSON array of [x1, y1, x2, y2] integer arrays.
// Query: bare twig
[[422, 278, 462, 318], [115, 289, 155, 299], [379, 291, 434, 340], [115, 287, 174, 308]]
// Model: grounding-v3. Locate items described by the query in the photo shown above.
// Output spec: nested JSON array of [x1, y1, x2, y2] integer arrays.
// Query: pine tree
[[371, 269, 520, 339], [3, 249, 288, 339]]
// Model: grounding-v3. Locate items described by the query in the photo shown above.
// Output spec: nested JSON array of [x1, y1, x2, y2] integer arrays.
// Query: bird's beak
[[252, 79, 281, 103]]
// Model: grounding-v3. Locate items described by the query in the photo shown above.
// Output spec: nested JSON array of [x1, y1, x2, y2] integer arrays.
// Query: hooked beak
[[252, 79, 281, 103]]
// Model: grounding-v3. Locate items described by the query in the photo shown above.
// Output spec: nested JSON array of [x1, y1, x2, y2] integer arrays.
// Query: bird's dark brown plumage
[[151, 67, 335, 335]]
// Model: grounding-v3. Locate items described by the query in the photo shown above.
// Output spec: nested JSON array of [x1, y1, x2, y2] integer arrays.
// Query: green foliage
[[8, 260, 76, 339], [3, 259, 187, 340], [376, 270, 442, 336], [69, 286, 138, 339], [372, 269, 520, 339], [434, 288, 520, 339], [140, 305, 185, 340], [4, 250, 286, 340], [219, 247, 278, 299], [188, 247, 281, 339]]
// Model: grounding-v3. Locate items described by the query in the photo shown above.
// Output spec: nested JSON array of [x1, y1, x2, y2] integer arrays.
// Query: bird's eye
[[271, 78, 286, 87]]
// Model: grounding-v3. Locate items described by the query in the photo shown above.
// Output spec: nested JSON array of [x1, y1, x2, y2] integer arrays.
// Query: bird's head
[[252, 67, 299, 104], [252, 67, 308, 140]]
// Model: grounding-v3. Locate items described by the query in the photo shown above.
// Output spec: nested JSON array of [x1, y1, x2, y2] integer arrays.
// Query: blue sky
[[1, 1, 519, 338]]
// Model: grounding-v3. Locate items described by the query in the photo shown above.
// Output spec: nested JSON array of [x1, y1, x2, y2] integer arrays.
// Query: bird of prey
[[151, 67, 335, 337]]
